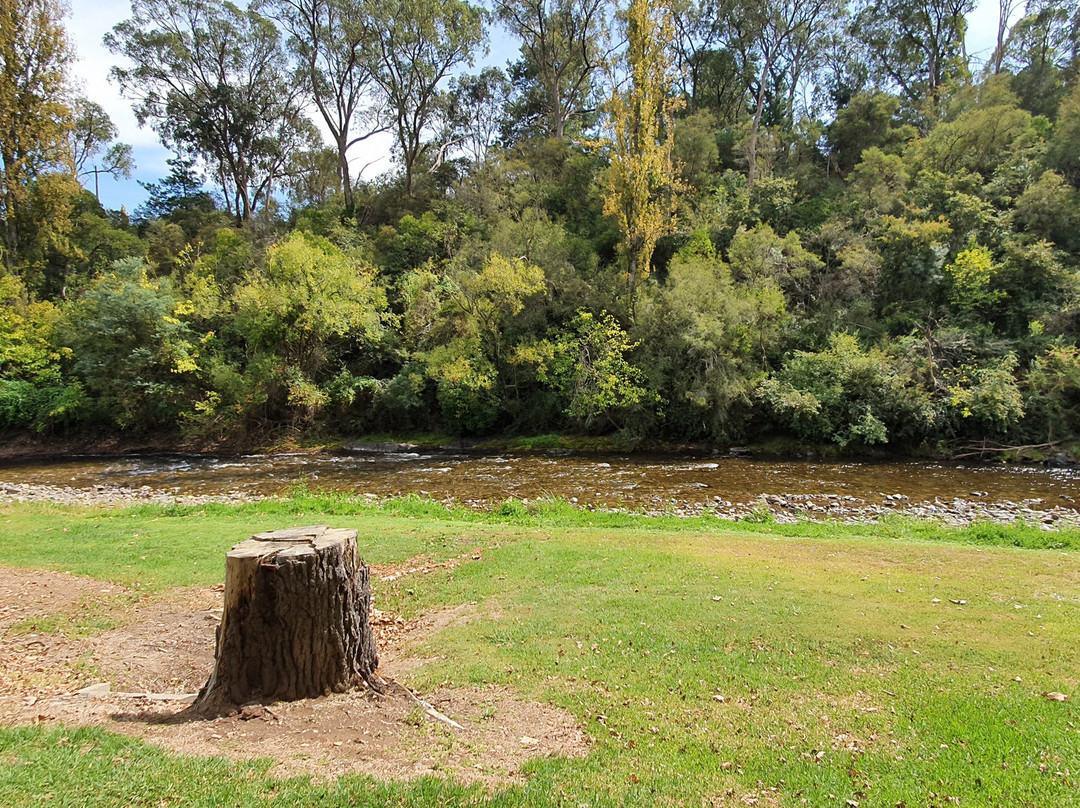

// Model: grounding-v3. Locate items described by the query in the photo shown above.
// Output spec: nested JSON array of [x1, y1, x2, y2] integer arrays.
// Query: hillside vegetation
[[3, 0, 1080, 455]]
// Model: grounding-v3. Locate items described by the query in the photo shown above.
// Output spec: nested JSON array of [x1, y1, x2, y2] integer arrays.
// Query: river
[[2, 450, 1080, 525]]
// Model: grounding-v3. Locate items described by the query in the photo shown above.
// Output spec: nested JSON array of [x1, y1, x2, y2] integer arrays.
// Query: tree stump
[[195, 525, 379, 714]]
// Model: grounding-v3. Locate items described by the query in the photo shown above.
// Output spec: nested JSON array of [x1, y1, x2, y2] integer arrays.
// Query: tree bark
[[195, 525, 379, 714], [747, 50, 774, 189]]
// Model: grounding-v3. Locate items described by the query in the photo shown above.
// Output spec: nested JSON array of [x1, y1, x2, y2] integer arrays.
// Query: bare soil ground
[[0, 565, 587, 786]]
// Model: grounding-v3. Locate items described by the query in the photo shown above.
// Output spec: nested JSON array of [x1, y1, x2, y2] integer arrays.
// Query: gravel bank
[[2, 481, 1079, 529], [0, 482, 272, 508]]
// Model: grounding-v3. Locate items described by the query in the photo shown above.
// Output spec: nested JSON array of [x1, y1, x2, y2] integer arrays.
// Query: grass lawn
[[0, 495, 1078, 806]]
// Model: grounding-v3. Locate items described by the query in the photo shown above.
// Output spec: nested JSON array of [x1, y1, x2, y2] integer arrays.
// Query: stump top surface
[[252, 525, 330, 542], [228, 526, 358, 559]]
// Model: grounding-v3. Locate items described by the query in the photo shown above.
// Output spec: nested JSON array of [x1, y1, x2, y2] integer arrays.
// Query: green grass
[[1, 494, 1079, 806], [8, 595, 132, 638]]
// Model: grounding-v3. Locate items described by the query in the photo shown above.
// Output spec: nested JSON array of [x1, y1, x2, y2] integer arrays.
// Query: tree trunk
[[747, 53, 773, 190], [195, 525, 379, 714], [340, 144, 355, 217]]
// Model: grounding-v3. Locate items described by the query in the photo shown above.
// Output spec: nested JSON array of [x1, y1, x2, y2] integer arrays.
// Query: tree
[[825, 91, 916, 176], [135, 154, 217, 231], [851, 0, 974, 118], [667, 0, 725, 110], [602, 0, 682, 318], [413, 252, 546, 433], [69, 98, 134, 195], [0, 273, 82, 431], [495, 0, 608, 140], [284, 146, 343, 208], [1003, 0, 1080, 117], [232, 231, 390, 424], [0, 0, 73, 269], [106, 0, 315, 223], [1026, 343, 1080, 442], [1049, 81, 1080, 183], [63, 257, 202, 429], [268, 0, 387, 216], [725, 0, 839, 186], [369, 0, 486, 196], [988, 0, 1021, 76], [547, 310, 654, 430], [634, 237, 782, 440], [440, 68, 512, 171], [759, 333, 932, 447], [451, 251, 546, 367]]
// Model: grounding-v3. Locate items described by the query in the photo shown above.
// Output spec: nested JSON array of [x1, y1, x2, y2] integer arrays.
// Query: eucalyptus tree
[[440, 67, 513, 171], [106, 0, 315, 223], [369, 0, 487, 196], [988, 0, 1022, 75], [494, 0, 608, 140], [851, 0, 974, 118], [69, 98, 134, 193], [667, 0, 750, 120], [0, 0, 73, 267], [267, 0, 386, 216], [1003, 0, 1080, 116], [668, 0, 723, 104], [725, 0, 840, 186]]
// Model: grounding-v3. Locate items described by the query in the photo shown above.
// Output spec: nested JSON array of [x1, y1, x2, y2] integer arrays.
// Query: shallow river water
[[2, 451, 1079, 522]]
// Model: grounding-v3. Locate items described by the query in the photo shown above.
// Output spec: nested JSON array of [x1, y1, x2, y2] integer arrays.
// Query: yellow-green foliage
[[945, 353, 1024, 431], [234, 231, 389, 355], [420, 252, 546, 434], [944, 245, 1004, 313], [602, 0, 683, 315], [0, 274, 65, 382]]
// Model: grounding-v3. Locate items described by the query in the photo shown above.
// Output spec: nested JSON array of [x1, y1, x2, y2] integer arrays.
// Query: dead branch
[[950, 439, 1065, 460]]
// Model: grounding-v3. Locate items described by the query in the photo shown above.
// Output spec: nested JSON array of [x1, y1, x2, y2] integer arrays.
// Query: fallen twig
[[378, 675, 464, 731]]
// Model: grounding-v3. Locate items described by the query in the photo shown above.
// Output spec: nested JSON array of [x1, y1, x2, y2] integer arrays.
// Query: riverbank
[[6, 428, 1073, 465], [3, 479, 1080, 529]]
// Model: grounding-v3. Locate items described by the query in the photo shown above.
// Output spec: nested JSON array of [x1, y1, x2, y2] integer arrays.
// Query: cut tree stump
[[195, 525, 379, 714]]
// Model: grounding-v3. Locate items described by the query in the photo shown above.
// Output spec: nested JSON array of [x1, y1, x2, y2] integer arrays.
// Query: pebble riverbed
[[2, 481, 1079, 529]]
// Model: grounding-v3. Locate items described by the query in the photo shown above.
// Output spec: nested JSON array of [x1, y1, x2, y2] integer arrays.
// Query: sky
[[68, 0, 1011, 213]]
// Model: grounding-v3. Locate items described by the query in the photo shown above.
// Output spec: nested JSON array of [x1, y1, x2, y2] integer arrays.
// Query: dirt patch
[[0, 567, 128, 632], [370, 553, 467, 583], [0, 566, 588, 787]]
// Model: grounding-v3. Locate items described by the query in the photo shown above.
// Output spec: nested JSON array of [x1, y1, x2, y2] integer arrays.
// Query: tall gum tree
[[602, 0, 682, 319], [852, 0, 974, 121], [267, 0, 387, 217], [725, 0, 838, 187], [106, 0, 313, 223], [495, 0, 609, 140], [370, 0, 486, 196], [0, 0, 73, 269]]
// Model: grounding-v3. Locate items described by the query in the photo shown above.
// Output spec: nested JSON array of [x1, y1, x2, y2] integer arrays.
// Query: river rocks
[[1, 480, 1079, 530], [343, 441, 420, 454], [0, 482, 271, 508], [592, 490, 1080, 529]]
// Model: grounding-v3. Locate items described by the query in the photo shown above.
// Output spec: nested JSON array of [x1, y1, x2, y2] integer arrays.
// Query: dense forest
[[2, 0, 1080, 454]]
